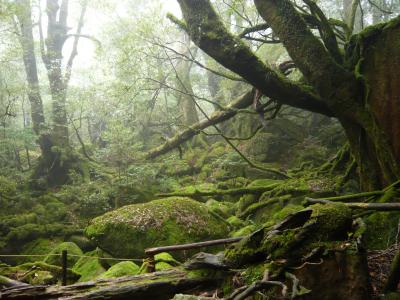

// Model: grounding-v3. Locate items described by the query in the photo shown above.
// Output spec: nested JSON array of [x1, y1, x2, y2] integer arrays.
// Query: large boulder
[[85, 197, 230, 258]]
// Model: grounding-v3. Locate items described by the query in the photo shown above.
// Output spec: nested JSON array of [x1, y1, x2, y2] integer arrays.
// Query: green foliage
[[99, 261, 140, 279], [44, 242, 83, 267]]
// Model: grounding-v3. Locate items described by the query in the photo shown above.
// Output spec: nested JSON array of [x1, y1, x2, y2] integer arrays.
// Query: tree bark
[[173, 0, 400, 190]]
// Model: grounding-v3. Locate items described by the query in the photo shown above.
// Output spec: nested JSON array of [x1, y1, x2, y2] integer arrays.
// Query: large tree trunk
[[172, 0, 400, 191], [343, 18, 400, 189], [15, 0, 88, 187], [15, 0, 54, 168]]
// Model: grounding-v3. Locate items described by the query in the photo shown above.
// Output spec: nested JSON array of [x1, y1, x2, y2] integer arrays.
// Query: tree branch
[[173, 0, 334, 117], [145, 90, 255, 159], [64, 0, 88, 86]]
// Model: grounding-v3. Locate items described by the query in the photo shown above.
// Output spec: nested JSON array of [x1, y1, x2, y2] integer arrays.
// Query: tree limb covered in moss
[[156, 183, 280, 198], [171, 0, 333, 117], [305, 199, 400, 211], [238, 23, 270, 37], [0, 270, 220, 300], [145, 90, 254, 159], [253, 0, 356, 111], [303, 0, 343, 64]]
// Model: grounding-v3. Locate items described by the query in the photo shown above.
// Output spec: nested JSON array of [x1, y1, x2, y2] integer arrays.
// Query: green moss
[[231, 224, 256, 238], [0, 176, 17, 197], [72, 249, 106, 282], [85, 197, 229, 258], [44, 242, 83, 267], [18, 238, 61, 264], [99, 261, 140, 279], [0, 261, 80, 285], [226, 216, 245, 229], [306, 203, 352, 241], [206, 199, 235, 218], [240, 263, 266, 285], [154, 252, 180, 266]]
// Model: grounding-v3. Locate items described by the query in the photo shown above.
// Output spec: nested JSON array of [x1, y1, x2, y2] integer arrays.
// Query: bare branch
[[64, 0, 88, 86]]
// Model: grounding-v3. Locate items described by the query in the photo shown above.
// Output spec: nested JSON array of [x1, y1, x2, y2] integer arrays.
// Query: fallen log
[[156, 183, 280, 198], [145, 237, 243, 256], [0, 275, 29, 288], [145, 90, 254, 159], [305, 198, 400, 211], [0, 270, 221, 300]]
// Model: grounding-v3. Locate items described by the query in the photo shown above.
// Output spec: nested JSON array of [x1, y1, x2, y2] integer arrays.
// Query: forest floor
[[368, 244, 400, 297]]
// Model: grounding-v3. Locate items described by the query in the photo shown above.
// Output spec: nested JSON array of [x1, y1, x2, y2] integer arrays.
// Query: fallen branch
[[305, 191, 384, 202], [145, 90, 254, 159], [0, 270, 220, 300], [305, 198, 400, 211], [156, 183, 280, 198], [145, 237, 243, 256], [0, 275, 29, 288]]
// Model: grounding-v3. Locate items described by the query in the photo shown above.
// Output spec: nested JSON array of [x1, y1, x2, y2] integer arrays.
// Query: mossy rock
[[44, 242, 83, 267], [225, 203, 352, 267], [72, 249, 106, 282], [69, 235, 95, 252], [85, 197, 230, 258], [98, 261, 140, 279], [231, 224, 256, 238], [206, 199, 235, 218], [18, 238, 61, 264], [226, 216, 245, 229]]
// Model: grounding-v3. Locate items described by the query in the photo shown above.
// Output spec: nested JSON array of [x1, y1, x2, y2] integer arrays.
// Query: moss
[[69, 235, 95, 252], [0, 261, 80, 284], [225, 204, 353, 268], [44, 242, 83, 267], [306, 203, 352, 241], [154, 252, 180, 266], [72, 249, 106, 282], [364, 212, 400, 250], [85, 197, 229, 258], [30, 270, 54, 285], [0, 176, 17, 197], [231, 224, 256, 238], [240, 263, 266, 285], [206, 199, 235, 218], [18, 238, 61, 264], [226, 216, 245, 229], [98, 261, 140, 279]]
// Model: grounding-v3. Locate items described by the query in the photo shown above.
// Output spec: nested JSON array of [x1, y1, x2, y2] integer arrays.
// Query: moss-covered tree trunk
[[173, 0, 400, 190], [15, 0, 88, 187], [342, 20, 400, 190]]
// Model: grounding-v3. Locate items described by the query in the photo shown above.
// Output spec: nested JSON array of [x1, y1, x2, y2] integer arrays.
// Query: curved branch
[[172, 1, 334, 117]]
